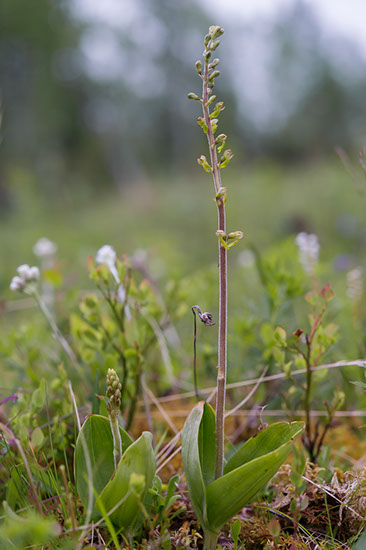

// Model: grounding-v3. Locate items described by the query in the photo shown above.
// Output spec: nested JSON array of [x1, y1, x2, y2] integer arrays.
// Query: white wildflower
[[295, 232, 320, 275], [10, 264, 40, 294], [10, 275, 25, 292], [96, 245, 118, 279], [346, 267, 363, 300], [95, 245, 131, 320], [16, 264, 40, 282], [33, 237, 58, 258]]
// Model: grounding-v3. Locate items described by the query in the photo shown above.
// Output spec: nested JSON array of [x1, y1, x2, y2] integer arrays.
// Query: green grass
[[2, 157, 365, 290]]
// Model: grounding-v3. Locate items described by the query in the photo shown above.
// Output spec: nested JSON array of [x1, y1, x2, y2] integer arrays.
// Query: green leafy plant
[[271, 282, 343, 462], [182, 402, 304, 548], [74, 369, 156, 534], [182, 26, 304, 549], [142, 474, 182, 548], [72, 246, 179, 428]]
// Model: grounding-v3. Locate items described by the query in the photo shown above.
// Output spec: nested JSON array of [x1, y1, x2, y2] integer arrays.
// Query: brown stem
[[202, 57, 227, 479]]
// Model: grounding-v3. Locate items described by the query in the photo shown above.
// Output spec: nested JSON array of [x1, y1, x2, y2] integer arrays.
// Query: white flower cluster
[[96, 245, 117, 277], [10, 264, 40, 293], [295, 232, 320, 275], [346, 267, 363, 300], [33, 237, 58, 258]]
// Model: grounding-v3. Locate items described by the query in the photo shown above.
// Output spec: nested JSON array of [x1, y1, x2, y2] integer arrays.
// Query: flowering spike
[[106, 368, 123, 469], [106, 368, 122, 415]]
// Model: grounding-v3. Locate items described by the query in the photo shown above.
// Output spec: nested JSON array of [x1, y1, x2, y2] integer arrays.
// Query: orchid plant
[[181, 26, 304, 549]]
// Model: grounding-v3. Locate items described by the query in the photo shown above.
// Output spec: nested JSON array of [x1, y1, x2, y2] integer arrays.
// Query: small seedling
[[231, 518, 243, 549]]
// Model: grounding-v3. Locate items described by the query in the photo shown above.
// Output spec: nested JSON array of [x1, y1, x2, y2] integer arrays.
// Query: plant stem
[[35, 291, 78, 366], [203, 530, 219, 550], [109, 412, 122, 469], [202, 54, 227, 480]]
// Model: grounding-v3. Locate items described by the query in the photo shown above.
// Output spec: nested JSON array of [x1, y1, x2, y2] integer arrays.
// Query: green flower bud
[[209, 70, 220, 81], [219, 149, 234, 168], [197, 155, 212, 173], [195, 60, 202, 74], [187, 92, 200, 101], [197, 117, 208, 134], [215, 187, 228, 206], [227, 231, 244, 240], [206, 95, 217, 107], [209, 26, 224, 40], [211, 40, 220, 51], [227, 231, 244, 249], [204, 50, 212, 61], [215, 134, 227, 144]]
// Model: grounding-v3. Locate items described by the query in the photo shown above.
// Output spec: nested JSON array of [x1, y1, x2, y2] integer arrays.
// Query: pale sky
[[73, 0, 366, 59], [202, 0, 366, 57], [72, 0, 366, 130]]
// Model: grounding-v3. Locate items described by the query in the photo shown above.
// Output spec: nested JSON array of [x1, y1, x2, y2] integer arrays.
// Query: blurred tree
[[1, 0, 366, 210], [0, 0, 107, 206], [254, 1, 366, 158], [78, 0, 216, 181]]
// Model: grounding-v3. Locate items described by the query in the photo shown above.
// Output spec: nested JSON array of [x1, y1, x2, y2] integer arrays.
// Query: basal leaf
[[74, 414, 133, 513], [224, 422, 304, 475], [198, 402, 216, 487], [206, 422, 304, 532], [96, 432, 155, 530], [181, 401, 209, 530]]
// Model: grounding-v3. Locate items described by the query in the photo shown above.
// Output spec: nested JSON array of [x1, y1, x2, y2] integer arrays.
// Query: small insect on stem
[[191, 305, 215, 401]]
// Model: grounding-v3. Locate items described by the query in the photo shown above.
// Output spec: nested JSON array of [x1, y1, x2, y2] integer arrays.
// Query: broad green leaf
[[74, 414, 133, 513], [96, 432, 155, 529], [206, 422, 304, 532], [224, 422, 304, 475], [351, 529, 366, 549], [31, 427, 44, 448], [30, 379, 46, 409], [198, 403, 216, 487], [181, 401, 209, 530]]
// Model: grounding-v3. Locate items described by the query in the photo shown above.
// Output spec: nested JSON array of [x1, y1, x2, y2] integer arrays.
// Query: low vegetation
[[1, 26, 366, 550]]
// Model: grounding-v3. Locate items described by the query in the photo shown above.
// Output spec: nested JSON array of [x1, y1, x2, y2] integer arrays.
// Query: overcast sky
[[202, 0, 366, 57], [73, 0, 366, 59], [72, 0, 366, 131]]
